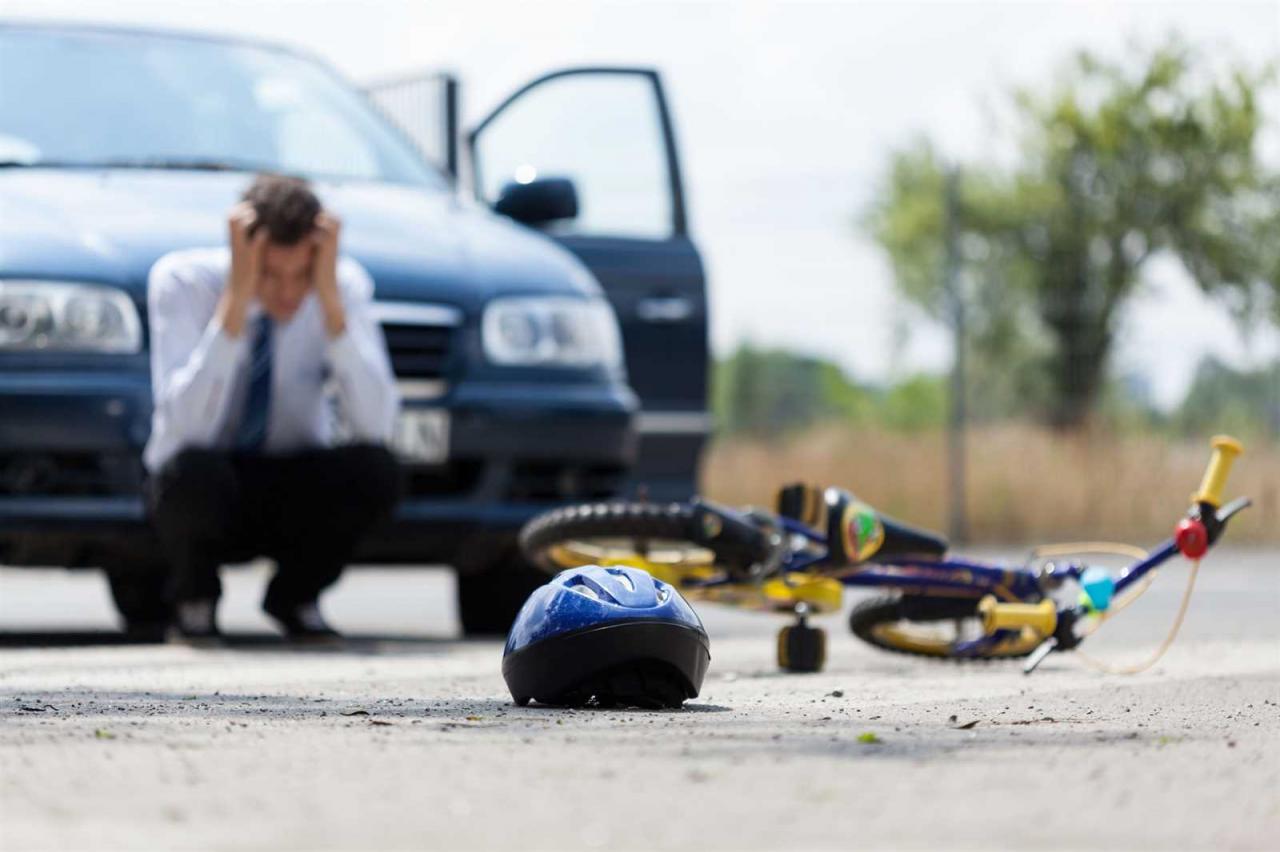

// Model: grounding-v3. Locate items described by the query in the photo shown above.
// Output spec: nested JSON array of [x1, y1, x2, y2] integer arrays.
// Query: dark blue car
[[0, 22, 709, 634]]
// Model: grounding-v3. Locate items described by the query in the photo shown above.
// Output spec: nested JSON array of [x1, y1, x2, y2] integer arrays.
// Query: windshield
[[0, 26, 445, 187]]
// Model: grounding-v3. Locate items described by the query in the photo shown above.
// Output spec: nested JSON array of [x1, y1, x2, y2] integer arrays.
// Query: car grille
[[402, 459, 484, 497], [381, 322, 455, 380], [505, 461, 628, 502], [0, 452, 143, 496], [372, 301, 463, 382]]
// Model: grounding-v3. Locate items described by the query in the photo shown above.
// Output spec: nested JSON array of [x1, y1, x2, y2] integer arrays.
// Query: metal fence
[[361, 71, 459, 178]]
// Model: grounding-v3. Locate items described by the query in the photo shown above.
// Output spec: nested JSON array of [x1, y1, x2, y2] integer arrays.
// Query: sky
[[6, 0, 1279, 407]]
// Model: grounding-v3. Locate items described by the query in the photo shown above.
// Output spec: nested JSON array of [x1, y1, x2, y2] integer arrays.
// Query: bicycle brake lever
[[1215, 496, 1252, 525], [1022, 636, 1058, 675]]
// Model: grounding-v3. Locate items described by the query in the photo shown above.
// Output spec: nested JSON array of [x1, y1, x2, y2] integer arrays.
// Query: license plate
[[392, 408, 450, 464]]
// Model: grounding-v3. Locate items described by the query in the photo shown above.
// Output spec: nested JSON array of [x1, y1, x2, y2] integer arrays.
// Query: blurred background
[[8, 0, 1278, 545]]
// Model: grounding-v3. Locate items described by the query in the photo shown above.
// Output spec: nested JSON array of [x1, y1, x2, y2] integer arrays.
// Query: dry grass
[[701, 423, 1280, 544]]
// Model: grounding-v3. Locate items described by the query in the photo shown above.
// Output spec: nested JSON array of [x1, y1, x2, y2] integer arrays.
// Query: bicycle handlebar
[[978, 597, 1056, 636], [1193, 435, 1244, 508], [981, 436, 1249, 654]]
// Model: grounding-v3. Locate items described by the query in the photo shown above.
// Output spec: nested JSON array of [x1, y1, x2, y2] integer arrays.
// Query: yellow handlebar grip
[[1194, 435, 1244, 508], [978, 595, 1057, 637]]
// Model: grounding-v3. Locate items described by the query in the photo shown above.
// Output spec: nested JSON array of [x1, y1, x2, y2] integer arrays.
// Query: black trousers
[[146, 445, 402, 608]]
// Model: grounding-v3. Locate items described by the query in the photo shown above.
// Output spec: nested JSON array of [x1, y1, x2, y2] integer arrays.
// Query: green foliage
[[1094, 375, 1165, 435], [712, 345, 1278, 441], [712, 343, 874, 436], [712, 344, 947, 436], [1173, 357, 1280, 440], [878, 374, 947, 432], [865, 37, 1278, 429]]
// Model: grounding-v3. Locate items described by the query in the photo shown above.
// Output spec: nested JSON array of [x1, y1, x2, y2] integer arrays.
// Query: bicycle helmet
[[502, 565, 710, 709]]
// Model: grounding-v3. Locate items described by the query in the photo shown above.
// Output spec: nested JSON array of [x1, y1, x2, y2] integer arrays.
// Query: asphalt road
[[1, 548, 1278, 851]]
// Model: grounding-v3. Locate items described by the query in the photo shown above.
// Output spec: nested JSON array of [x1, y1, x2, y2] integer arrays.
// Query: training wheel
[[777, 623, 826, 673]]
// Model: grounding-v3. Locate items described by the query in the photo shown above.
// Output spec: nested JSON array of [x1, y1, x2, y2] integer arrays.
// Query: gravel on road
[[2, 550, 1277, 851]]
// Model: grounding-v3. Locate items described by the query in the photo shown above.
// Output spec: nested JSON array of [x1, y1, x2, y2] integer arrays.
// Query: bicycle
[[519, 437, 1250, 674]]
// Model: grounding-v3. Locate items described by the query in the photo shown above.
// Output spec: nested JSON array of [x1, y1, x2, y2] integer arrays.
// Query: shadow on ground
[[0, 630, 460, 652], [0, 690, 733, 723], [0, 690, 515, 721]]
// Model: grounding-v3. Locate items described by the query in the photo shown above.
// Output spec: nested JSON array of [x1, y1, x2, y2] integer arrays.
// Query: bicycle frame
[[767, 514, 1181, 604], [529, 435, 1247, 666]]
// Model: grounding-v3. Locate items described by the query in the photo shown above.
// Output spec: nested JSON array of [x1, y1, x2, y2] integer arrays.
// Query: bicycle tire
[[848, 594, 1038, 660], [519, 501, 772, 575]]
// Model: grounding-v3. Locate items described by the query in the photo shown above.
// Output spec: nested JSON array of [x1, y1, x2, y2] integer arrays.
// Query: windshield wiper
[[0, 157, 281, 173]]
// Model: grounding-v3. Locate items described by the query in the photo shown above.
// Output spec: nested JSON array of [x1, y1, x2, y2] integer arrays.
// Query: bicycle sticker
[[843, 501, 885, 562]]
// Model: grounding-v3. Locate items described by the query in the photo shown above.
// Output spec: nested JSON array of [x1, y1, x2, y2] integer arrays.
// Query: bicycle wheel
[[519, 501, 773, 580], [848, 595, 1041, 660]]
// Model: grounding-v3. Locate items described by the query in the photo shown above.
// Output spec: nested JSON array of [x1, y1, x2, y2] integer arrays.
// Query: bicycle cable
[[1074, 558, 1201, 675]]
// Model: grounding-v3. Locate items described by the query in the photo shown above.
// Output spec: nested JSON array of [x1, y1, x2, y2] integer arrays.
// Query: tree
[[866, 38, 1278, 429]]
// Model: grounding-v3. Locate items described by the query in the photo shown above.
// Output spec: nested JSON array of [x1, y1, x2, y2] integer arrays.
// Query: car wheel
[[103, 560, 169, 639], [456, 549, 548, 637]]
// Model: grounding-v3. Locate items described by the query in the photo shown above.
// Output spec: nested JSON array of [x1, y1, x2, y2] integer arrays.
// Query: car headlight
[[482, 296, 623, 371], [0, 281, 142, 353]]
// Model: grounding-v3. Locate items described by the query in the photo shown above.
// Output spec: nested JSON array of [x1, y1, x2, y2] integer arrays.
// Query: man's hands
[[311, 212, 347, 339], [217, 204, 346, 339], [218, 203, 266, 338]]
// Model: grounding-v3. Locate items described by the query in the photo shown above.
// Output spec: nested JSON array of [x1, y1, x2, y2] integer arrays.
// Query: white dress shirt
[[143, 246, 399, 472]]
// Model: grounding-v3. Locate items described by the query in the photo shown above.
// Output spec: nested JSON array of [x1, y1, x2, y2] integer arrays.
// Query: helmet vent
[[606, 568, 636, 592], [565, 574, 619, 604], [571, 583, 601, 601], [557, 565, 660, 607]]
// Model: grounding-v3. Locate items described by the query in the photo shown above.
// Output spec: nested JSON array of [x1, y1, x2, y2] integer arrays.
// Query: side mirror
[[493, 177, 579, 227]]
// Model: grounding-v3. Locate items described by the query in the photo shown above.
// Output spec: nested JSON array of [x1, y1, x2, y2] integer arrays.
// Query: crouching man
[[144, 174, 401, 645]]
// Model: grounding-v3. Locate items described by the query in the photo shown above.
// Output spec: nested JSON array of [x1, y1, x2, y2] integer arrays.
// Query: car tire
[[103, 560, 169, 639], [456, 549, 548, 637]]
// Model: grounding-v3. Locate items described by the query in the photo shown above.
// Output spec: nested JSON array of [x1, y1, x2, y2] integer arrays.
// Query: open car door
[[468, 67, 710, 501]]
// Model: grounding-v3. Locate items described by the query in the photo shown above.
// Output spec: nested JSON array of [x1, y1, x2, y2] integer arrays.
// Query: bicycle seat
[[777, 484, 948, 564], [871, 513, 949, 562]]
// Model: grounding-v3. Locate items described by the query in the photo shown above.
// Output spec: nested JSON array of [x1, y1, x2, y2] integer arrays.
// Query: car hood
[[0, 169, 598, 313]]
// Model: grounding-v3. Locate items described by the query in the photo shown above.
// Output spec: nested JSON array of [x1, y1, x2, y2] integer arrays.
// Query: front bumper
[[0, 370, 637, 569]]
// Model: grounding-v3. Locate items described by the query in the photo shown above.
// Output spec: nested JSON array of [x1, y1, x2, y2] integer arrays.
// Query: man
[[144, 174, 401, 645]]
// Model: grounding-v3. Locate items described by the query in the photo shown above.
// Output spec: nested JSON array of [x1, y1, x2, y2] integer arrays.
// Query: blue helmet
[[502, 565, 710, 709]]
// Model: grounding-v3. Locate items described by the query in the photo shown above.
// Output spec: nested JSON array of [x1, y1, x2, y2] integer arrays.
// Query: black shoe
[[264, 600, 343, 644], [167, 599, 223, 648]]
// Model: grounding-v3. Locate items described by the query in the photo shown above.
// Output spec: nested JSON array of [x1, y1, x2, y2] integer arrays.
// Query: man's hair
[[242, 174, 321, 245]]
